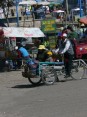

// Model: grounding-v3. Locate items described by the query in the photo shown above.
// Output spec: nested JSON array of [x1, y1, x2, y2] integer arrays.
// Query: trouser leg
[[64, 54, 73, 76], [67, 55, 73, 75]]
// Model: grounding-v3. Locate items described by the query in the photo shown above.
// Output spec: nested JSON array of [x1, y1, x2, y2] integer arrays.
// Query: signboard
[[49, 36, 56, 49], [41, 19, 56, 33]]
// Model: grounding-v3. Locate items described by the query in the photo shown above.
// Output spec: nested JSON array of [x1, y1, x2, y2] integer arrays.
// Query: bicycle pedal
[[64, 75, 70, 78]]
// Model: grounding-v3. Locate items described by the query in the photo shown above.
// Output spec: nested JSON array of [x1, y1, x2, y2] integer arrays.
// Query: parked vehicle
[[71, 38, 87, 59], [70, 8, 84, 21], [52, 10, 66, 21]]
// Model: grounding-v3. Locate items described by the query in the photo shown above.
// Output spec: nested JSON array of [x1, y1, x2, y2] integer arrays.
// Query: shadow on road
[[11, 78, 83, 89], [11, 83, 44, 89]]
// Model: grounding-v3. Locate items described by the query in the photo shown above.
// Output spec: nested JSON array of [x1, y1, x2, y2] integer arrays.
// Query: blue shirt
[[19, 47, 29, 57]]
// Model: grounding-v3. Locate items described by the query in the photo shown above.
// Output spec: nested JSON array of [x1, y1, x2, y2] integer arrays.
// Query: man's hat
[[38, 45, 46, 49]]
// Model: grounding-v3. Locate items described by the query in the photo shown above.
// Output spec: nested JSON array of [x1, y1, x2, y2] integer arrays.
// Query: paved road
[[0, 70, 87, 117]]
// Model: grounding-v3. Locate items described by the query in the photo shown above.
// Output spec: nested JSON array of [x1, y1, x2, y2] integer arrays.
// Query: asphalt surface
[[0, 70, 87, 117]]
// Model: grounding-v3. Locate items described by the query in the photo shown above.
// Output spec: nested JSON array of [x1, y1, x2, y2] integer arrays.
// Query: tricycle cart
[[22, 59, 86, 86]]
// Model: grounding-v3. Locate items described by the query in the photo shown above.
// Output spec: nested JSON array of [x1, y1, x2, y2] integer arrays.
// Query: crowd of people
[[0, 25, 86, 77], [12, 25, 78, 78]]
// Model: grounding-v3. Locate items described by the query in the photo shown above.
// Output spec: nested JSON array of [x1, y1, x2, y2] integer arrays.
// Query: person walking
[[55, 33, 74, 78]]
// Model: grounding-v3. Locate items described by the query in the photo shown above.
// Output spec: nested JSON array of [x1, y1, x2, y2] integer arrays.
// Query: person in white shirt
[[55, 33, 74, 78]]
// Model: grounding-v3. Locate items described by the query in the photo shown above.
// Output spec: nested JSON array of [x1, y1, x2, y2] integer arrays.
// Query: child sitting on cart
[[36, 45, 55, 62]]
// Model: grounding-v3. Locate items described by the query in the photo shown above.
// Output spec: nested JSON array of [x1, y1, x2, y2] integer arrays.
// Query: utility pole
[[66, 0, 69, 15], [85, 0, 87, 15], [16, 0, 19, 27], [65, 0, 69, 24], [78, 0, 79, 6], [79, 0, 82, 17]]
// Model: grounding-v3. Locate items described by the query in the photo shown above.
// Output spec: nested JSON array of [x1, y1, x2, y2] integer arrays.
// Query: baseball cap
[[14, 46, 18, 50], [62, 33, 67, 37]]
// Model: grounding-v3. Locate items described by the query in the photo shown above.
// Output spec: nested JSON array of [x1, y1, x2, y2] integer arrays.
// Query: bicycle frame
[[22, 59, 87, 85], [39, 59, 87, 81], [39, 62, 64, 76]]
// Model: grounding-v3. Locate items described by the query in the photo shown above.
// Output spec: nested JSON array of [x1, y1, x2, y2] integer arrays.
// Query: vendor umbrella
[[79, 16, 87, 25], [19, 1, 37, 5], [37, 1, 50, 5]]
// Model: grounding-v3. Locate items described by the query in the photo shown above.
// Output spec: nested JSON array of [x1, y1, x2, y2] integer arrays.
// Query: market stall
[[3, 26, 45, 54], [1, 27, 45, 70]]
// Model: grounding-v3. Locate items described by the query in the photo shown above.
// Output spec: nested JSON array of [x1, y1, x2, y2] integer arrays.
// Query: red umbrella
[[80, 16, 87, 25]]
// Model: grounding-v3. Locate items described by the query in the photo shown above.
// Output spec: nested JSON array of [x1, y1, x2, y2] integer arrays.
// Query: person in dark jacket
[[36, 45, 49, 62], [55, 33, 74, 78]]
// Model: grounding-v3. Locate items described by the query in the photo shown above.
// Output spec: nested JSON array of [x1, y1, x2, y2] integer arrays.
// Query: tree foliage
[[0, 0, 14, 26]]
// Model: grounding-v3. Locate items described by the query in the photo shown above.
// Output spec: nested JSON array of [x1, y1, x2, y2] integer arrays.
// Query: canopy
[[71, 8, 83, 11], [37, 1, 50, 5], [19, 1, 37, 5], [53, 10, 65, 13], [3, 27, 45, 37], [79, 16, 87, 25], [48, 1, 61, 5]]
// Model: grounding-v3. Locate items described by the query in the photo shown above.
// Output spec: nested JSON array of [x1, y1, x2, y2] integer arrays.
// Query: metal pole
[[16, 0, 19, 27], [78, 0, 80, 5], [79, 0, 82, 17], [66, 0, 69, 15], [65, 0, 69, 25], [85, 0, 87, 15]]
